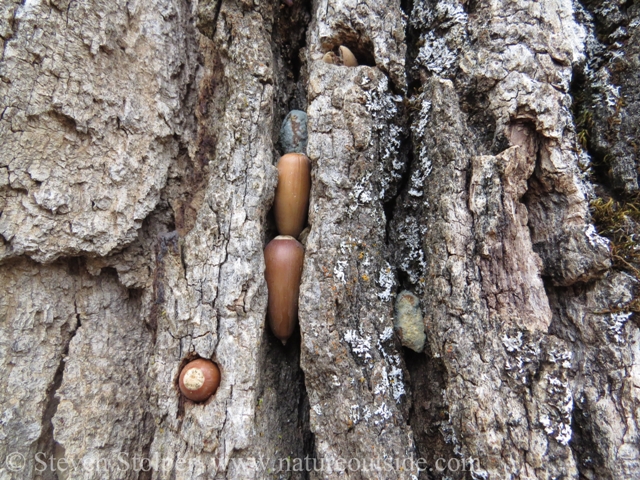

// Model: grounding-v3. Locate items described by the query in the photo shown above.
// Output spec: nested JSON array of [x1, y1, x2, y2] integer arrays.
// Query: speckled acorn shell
[[179, 359, 221, 402], [264, 236, 305, 345], [280, 110, 308, 154], [273, 153, 311, 238]]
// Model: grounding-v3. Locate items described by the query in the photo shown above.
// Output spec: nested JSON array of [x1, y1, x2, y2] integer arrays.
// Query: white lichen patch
[[411, 0, 468, 76], [585, 224, 610, 250], [606, 312, 632, 344], [362, 75, 404, 200], [340, 239, 354, 255], [380, 326, 394, 342], [334, 260, 348, 285], [386, 124, 404, 180], [374, 402, 393, 425], [504, 337, 541, 385], [411, 96, 434, 182], [396, 217, 427, 286], [387, 364, 406, 402], [344, 330, 373, 360], [408, 169, 425, 197], [362, 405, 372, 422], [502, 331, 523, 353], [364, 76, 399, 129], [416, 32, 458, 74], [183, 368, 205, 391], [548, 349, 573, 369], [348, 173, 374, 215], [540, 374, 574, 446], [350, 404, 361, 423], [439, 420, 458, 445], [376, 338, 406, 403], [374, 369, 390, 396], [377, 262, 396, 301]]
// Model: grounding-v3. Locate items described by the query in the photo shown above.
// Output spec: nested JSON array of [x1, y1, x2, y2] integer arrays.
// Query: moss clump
[[591, 196, 640, 277], [591, 196, 640, 314], [576, 110, 594, 151]]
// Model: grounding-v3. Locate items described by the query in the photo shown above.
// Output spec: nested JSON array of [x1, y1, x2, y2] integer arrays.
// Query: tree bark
[[1, 0, 639, 479]]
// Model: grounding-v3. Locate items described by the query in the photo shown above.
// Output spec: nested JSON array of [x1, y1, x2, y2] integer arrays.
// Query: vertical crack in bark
[[33, 293, 81, 480], [250, 0, 314, 473]]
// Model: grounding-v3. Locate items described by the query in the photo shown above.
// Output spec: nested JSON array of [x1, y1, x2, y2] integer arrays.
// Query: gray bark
[[1, 0, 639, 479]]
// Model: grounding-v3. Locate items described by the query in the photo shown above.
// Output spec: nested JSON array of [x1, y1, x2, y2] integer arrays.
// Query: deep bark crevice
[[271, 0, 312, 156], [252, 0, 315, 470], [404, 346, 456, 479], [570, 396, 608, 479], [382, 132, 414, 246], [255, 329, 310, 477], [543, 280, 608, 480], [34, 345, 70, 480], [383, 3, 456, 472], [33, 262, 83, 480], [569, 0, 640, 283], [569, 65, 616, 197]]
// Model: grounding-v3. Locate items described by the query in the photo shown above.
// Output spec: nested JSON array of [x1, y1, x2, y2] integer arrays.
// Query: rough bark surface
[[0, 0, 638, 479]]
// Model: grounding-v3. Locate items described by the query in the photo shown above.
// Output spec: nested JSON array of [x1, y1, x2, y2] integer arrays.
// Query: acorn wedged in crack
[[264, 236, 304, 344], [273, 153, 311, 238], [322, 45, 358, 67]]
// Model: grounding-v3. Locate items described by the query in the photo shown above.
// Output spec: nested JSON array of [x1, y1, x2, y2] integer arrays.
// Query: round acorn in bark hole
[[264, 236, 304, 345], [273, 153, 311, 238], [179, 359, 220, 402]]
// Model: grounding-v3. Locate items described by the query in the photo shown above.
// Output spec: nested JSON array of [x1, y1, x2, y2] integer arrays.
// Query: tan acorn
[[338, 46, 358, 67], [179, 359, 220, 402], [323, 51, 338, 64], [264, 236, 304, 344], [273, 153, 311, 238]]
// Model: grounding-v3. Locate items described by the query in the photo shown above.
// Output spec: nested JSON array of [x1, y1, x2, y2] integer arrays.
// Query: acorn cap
[[264, 236, 305, 344], [179, 359, 221, 402]]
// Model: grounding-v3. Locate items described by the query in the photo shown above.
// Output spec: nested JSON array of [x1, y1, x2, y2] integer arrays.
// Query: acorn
[[264, 236, 305, 344], [338, 46, 358, 67], [273, 153, 311, 238], [322, 51, 338, 64], [322, 46, 358, 67], [178, 359, 221, 402]]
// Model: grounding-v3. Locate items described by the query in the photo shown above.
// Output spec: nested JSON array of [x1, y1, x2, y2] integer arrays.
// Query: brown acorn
[[273, 153, 311, 238], [264, 236, 305, 344], [179, 359, 220, 402], [338, 46, 358, 67]]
